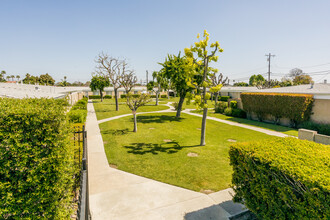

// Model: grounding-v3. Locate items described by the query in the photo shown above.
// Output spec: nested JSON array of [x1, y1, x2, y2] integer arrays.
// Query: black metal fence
[[74, 125, 91, 220]]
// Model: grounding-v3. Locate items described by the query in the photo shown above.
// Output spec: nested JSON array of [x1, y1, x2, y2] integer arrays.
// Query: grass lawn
[[92, 98, 170, 120], [99, 112, 274, 192], [191, 110, 298, 137]]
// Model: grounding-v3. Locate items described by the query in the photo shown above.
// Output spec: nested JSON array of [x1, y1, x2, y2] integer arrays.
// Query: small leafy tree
[[126, 92, 151, 132], [159, 53, 194, 118], [0, 70, 6, 82], [147, 71, 166, 106], [185, 30, 224, 146], [90, 75, 110, 102], [249, 74, 265, 86]]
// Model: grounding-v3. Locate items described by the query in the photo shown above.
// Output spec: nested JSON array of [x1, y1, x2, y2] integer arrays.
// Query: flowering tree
[[185, 30, 224, 146]]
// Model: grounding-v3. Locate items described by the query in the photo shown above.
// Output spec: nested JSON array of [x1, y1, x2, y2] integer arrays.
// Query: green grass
[[92, 98, 170, 120], [191, 109, 298, 137], [99, 112, 274, 192]]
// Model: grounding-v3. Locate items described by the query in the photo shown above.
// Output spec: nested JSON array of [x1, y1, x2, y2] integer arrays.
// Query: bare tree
[[211, 73, 228, 104], [120, 69, 138, 97], [95, 52, 122, 111]]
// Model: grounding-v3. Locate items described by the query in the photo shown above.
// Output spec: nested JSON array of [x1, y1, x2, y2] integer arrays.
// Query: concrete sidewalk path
[[183, 109, 289, 138], [86, 101, 244, 220]]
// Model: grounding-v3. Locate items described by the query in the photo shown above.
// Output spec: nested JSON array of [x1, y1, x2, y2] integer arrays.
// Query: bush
[[241, 93, 314, 126], [230, 101, 237, 109], [72, 99, 87, 110], [232, 108, 247, 118], [172, 102, 185, 111], [224, 107, 232, 116], [161, 94, 167, 98], [229, 138, 330, 219], [220, 96, 230, 102], [88, 95, 112, 99], [120, 94, 127, 99], [132, 94, 140, 98], [150, 95, 157, 98], [214, 101, 228, 113], [68, 109, 87, 123], [298, 121, 330, 136], [0, 98, 75, 219]]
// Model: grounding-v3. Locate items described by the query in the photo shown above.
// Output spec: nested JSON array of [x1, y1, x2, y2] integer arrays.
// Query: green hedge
[[220, 96, 230, 101], [120, 94, 127, 99], [299, 121, 330, 136], [160, 94, 167, 98], [68, 98, 88, 123], [224, 107, 232, 116], [88, 95, 112, 99], [150, 95, 157, 98], [214, 101, 228, 113], [230, 100, 237, 109], [229, 138, 330, 219], [241, 93, 314, 126], [232, 108, 247, 118], [0, 98, 75, 219]]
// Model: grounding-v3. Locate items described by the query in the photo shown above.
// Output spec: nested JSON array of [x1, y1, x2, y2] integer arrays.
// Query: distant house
[[252, 83, 330, 124]]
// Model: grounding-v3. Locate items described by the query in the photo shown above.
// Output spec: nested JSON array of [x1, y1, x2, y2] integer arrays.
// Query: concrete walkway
[[182, 109, 289, 138], [86, 101, 245, 220]]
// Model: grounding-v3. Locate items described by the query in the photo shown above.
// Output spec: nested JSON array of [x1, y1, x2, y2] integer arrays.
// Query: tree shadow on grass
[[124, 142, 200, 155], [136, 115, 184, 124], [102, 128, 130, 136]]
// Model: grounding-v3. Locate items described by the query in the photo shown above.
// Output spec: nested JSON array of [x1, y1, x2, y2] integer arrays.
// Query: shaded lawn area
[[99, 112, 274, 192], [92, 98, 170, 120], [191, 110, 298, 137]]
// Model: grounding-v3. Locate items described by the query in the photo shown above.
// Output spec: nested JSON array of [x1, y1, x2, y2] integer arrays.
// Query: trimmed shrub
[[298, 121, 330, 136], [241, 93, 314, 126], [214, 101, 228, 113], [72, 99, 87, 110], [232, 108, 247, 118], [68, 109, 87, 123], [172, 102, 185, 111], [230, 101, 237, 109], [220, 96, 230, 102], [161, 94, 167, 98], [132, 94, 140, 98], [0, 98, 75, 219], [150, 95, 157, 98], [229, 138, 330, 219], [120, 94, 127, 99], [88, 95, 112, 99], [224, 107, 233, 116]]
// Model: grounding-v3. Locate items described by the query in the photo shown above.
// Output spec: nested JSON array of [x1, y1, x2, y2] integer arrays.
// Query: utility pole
[[146, 70, 148, 85], [265, 53, 275, 85]]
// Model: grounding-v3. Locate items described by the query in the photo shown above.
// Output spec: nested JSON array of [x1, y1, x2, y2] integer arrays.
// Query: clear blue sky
[[1, 0, 330, 84]]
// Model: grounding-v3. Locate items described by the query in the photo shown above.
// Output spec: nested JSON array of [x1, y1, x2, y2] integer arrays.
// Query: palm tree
[[6, 76, 10, 81], [10, 75, 15, 81], [16, 75, 20, 82]]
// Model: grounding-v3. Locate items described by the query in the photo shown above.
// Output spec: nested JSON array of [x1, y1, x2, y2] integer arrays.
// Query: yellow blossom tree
[[185, 30, 224, 146]]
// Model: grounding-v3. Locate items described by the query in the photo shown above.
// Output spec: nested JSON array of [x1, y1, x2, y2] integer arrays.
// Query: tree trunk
[[133, 112, 137, 132], [156, 92, 159, 106], [200, 107, 208, 146], [100, 90, 103, 102], [215, 92, 219, 105], [167, 89, 170, 99], [114, 88, 119, 111], [176, 95, 185, 118]]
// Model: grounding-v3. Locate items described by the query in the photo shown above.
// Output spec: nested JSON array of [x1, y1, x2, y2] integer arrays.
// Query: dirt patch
[[187, 152, 199, 157], [227, 139, 237, 142], [200, 189, 215, 194], [109, 164, 118, 169], [163, 139, 172, 142], [149, 127, 155, 130], [196, 128, 201, 130], [103, 141, 108, 145]]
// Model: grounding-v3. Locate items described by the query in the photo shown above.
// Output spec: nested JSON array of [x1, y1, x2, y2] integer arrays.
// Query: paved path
[[86, 101, 245, 220], [182, 109, 289, 138]]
